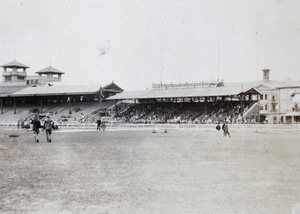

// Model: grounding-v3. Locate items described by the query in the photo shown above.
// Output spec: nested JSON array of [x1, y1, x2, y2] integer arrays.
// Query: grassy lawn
[[1, 128, 300, 214]]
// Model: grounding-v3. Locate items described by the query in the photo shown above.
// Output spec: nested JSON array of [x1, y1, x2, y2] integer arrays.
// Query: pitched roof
[[35, 66, 65, 74], [106, 85, 260, 100], [1, 60, 29, 68], [10, 84, 102, 97], [0, 85, 29, 97]]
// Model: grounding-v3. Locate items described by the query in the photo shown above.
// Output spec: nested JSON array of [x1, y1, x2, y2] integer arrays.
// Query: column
[[40, 99, 43, 113], [240, 94, 244, 123], [0, 98, 3, 114], [13, 97, 16, 114], [204, 97, 207, 115], [68, 97, 72, 114], [115, 100, 118, 114]]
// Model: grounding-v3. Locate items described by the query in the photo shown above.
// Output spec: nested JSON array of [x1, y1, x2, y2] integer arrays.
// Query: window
[[260, 105, 264, 110], [260, 94, 263, 100], [265, 94, 268, 100], [265, 105, 268, 110]]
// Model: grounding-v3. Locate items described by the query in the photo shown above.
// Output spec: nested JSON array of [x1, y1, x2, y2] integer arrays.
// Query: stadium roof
[[106, 85, 261, 100], [35, 66, 65, 74], [1, 60, 29, 68], [0, 85, 29, 97], [10, 84, 102, 97]]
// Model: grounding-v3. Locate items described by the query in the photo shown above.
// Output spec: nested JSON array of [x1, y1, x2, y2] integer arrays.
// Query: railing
[[2, 71, 27, 77], [2, 121, 300, 133]]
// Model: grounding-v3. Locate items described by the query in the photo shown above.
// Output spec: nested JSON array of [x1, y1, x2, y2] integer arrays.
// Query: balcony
[[2, 71, 27, 77]]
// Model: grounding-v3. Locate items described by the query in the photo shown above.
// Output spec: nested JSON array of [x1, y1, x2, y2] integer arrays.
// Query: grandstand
[[107, 84, 261, 124], [1, 60, 299, 126], [0, 82, 123, 124]]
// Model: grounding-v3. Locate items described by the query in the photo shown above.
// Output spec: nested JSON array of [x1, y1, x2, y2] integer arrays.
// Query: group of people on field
[[30, 113, 54, 143], [216, 121, 231, 137]]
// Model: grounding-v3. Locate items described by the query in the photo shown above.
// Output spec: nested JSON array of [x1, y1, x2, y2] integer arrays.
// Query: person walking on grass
[[44, 113, 54, 142], [31, 115, 42, 143], [223, 121, 231, 137]]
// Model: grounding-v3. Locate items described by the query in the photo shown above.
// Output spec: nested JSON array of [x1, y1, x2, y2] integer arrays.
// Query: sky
[[0, 0, 299, 90]]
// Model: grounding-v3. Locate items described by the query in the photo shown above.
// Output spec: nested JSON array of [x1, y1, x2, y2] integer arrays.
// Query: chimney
[[262, 68, 270, 82]]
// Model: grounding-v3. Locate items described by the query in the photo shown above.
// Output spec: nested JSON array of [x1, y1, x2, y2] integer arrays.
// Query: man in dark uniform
[[31, 115, 42, 143], [96, 118, 102, 131]]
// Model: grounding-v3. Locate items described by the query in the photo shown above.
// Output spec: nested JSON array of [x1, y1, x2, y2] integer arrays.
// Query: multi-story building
[[253, 69, 300, 124]]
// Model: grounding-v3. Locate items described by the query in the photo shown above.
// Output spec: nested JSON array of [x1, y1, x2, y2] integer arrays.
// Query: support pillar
[[115, 100, 118, 115], [1, 98, 3, 114], [99, 87, 102, 115], [68, 97, 72, 114], [14, 97, 16, 114], [172, 101, 174, 115], [40, 99, 43, 114], [204, 97, 207, 115], [240, 94, 244, 123]]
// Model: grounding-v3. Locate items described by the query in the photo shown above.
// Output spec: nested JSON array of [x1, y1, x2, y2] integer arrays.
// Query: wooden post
[[0, 98, 3, 114], [68, 97, 72, 114], [99, 87, 102, 115], [240, 94, 244, 123], [14, 97, 16, 114], [204, 97, 207, 115], [40, 99, 43, 113], [115, 100, 118, 115]]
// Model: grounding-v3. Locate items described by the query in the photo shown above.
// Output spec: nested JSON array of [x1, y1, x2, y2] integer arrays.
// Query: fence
[[1, 121, 300, 134]]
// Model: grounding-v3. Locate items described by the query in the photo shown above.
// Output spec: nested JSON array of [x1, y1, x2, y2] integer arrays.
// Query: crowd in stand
[[11, 100, 258, 127], [115, 101, 256, 124]]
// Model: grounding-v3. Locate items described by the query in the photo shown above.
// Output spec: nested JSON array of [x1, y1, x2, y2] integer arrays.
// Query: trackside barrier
[[1, 121, 300, 133]]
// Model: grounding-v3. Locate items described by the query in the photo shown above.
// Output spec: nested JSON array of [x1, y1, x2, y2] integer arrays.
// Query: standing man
[[44, 113, 53, 142], [96, 117, 101, 131], [223, 121, 231, 137], [17, 118, 22, 129], [31, 115, 42, 143]]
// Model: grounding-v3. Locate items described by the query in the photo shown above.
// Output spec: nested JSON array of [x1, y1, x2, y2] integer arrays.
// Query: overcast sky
[[0, 0, 299, 90]]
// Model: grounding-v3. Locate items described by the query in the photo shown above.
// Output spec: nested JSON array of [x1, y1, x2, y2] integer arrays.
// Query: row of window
[[260, 105, 268, 111], [260, 94, 276, 101], [27, 80, 39, 85], [260, 103, 278, 111]]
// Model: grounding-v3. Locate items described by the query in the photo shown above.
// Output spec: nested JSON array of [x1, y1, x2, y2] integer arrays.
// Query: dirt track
[[1, 128, 300, 214]]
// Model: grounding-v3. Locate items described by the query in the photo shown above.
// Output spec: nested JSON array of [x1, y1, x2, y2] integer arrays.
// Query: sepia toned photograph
[[0, 0, 300, 213]]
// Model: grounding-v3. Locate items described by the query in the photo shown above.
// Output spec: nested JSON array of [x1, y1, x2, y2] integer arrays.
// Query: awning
[[106, 86, 261, 100], [292, 94, 300, 103]]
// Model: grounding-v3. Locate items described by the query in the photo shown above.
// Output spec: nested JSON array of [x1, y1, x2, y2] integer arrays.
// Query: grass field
[[1, 128, 300, 214]]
